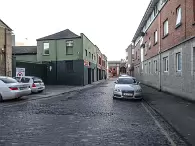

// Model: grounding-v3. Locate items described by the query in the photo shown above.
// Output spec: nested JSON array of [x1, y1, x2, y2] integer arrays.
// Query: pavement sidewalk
[[142, 84, 195, 145], [26, 80, 106, 100]]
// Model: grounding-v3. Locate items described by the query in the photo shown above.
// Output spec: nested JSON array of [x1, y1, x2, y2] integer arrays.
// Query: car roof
[[118, 76, 136, 79], [0, 76, 12, 78]]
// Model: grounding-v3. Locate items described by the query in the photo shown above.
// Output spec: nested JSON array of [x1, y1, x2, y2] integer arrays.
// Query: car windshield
[[0, 77, 18, 83], [117, 78, 136, 84]]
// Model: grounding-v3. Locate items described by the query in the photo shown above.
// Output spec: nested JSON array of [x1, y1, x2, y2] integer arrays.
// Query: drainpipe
[[184, 0, 187, 39], [159, 10, 162, 91], [55, 41, 58, 84], [4, 28, 7, 76]]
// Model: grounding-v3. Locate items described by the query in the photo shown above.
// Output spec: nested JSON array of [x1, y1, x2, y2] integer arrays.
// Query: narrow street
[[0, 79, 187, 146]]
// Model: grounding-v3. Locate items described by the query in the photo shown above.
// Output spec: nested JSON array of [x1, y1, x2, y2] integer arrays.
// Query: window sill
[[66, 54, 73, 55], [175, 23, 182, 29], [153, 42, 158, 46], [162, 33, 169, 39], [43, 54, 49, 56]]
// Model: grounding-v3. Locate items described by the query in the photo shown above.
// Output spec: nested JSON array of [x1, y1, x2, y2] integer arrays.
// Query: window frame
[[43, 42, 50, 55], [148, 61, 151, 74], [154, 30, 158, 44], [85, 49, 87, 56], [163, 56, 169, 72], [176, 52, 182, 72], [176, 6, 182, 27], [154, 60, 158, 73], [163, 19, 169, 37], [66, 40, 73, 55]]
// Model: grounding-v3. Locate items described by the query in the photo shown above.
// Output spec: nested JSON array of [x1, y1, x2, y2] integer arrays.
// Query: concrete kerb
[[142, 99, 191, 146], [43, 80, 106, 99], [141, 83, 195, 103]]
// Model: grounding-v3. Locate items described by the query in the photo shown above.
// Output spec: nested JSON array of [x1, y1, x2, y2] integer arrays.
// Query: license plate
[[20, 87, 27, 90], [124, 93, 133, 96]]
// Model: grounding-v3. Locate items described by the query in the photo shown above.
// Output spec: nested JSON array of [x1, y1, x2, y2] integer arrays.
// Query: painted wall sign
[[16, 68, 25, 77]]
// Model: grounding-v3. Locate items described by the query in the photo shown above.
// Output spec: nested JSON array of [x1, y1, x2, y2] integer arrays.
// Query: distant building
[[12, 46, 37, 63], [35, 29, 107, 85], [0, 19, 12, 76], [126, 44, 134, 76], [108, 61, 127, 77]]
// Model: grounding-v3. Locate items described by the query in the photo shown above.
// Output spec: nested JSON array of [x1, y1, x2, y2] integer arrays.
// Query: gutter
[[159, 10, 161, 91], [4, 28, 7, 76]]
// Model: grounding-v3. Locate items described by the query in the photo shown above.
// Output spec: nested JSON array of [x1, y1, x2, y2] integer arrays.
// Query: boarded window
[[66, 40, 73, 55], [66, 61, 73, 72]]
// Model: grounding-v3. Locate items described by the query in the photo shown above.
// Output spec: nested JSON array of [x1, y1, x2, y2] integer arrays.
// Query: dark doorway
[[99, 69, 101, 80], [88, 68, 91, 84], [96, 69, 99, 81], [120, 67, 126, 74], [92, 69, 94, 82]]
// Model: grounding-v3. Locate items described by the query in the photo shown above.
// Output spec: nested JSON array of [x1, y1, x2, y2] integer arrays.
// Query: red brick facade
[[134, 0, 195, 62]]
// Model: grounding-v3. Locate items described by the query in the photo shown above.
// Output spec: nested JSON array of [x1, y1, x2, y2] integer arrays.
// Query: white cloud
[[0, 0, 150, 60]]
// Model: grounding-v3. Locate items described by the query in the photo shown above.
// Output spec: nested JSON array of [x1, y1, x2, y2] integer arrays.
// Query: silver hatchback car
[[14, 76, 45, 93], [113, 76, 142, 100]]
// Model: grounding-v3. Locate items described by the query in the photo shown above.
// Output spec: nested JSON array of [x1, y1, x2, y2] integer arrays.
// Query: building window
[[144, 63, 147, 74], [176, 6, 182, 26], [163, 20, 169, 36], [66, 61, 73, 72], [132, 49, 135, 55], [99, 56, 101, 65], [176, 52, 182, 71], [154, 5, 158, 16], [154, 30, 158, 44], [43, 43, 49, 55], [148, 62, 151, 74], [85, 49, 87, 56], [154, 60, 158, 73], [89, 52, 91, 59], [66, 40, 73, 55], [163, 56, 169, 72], [94, 55, 96, 61]]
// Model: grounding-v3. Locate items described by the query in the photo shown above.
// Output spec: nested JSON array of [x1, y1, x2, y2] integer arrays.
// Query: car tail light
[[9, 87, 18, 90], [32, 83, 36, 87]]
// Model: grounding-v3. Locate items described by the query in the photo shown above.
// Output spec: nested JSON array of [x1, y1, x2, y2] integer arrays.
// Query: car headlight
[[114, 89, 122, 92], [136, 89, 142, 92]]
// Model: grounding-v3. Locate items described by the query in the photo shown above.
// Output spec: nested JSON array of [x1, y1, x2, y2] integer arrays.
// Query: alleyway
[[0, 79, 187, 145]]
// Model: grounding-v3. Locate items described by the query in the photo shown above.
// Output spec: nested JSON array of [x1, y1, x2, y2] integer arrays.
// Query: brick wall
[[0, 27, 12, 76], [136, 0, 195, 61]]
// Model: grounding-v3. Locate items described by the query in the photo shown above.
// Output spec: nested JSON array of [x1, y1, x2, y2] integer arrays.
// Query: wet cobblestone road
[[0, 79, 187, 146]]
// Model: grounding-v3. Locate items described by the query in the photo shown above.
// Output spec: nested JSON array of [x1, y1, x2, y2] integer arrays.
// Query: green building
[[36, 29, 104, 85]]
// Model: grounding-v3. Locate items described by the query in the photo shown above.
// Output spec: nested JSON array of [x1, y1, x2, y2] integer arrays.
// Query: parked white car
[[0, 76, 31, 101], [14, 76, 45, 93], [113, 76, 142, 100]]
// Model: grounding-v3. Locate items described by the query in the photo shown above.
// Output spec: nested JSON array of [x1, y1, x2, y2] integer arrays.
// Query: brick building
[[0, 19, 12, 76], [132, 0, 195, 100]]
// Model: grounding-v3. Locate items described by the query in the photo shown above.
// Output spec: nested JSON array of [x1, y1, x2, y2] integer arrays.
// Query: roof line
[[0, 19, 12, 31], [131, 0, 159, 42], [36, 36, 81, 41]]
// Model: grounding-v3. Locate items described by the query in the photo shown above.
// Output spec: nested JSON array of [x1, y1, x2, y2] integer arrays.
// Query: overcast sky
[[0, 0, 150, 61]]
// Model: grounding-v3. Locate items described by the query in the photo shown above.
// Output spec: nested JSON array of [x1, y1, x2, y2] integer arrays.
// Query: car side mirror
[[114, 81, 117, 84]]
